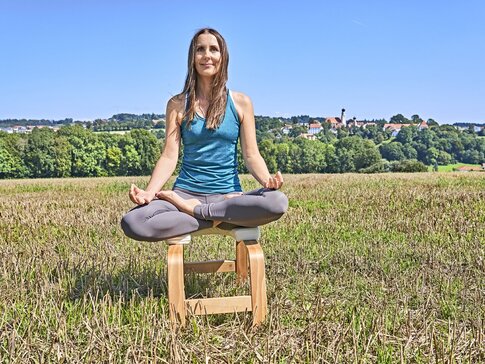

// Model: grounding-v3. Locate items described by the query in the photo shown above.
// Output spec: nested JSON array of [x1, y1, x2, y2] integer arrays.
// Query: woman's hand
[[264, 171, 284, 190], [129, 184, 155, 205]]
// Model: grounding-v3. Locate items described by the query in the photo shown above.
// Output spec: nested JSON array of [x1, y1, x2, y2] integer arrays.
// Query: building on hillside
[[308, 122, 322, 135], [324, 108, 347, 129], [347, 117, 377, 129], [454, 125, 484, 132], [299, 133, 317, 140], [418, 120, 428, 130], [152, 118, 165, 125], [325, 117, 343, 129], [383, 123, 413, 136], [281, 124, 293, 135], [383, 120, 429, 135], [11, 126, 29, 133]]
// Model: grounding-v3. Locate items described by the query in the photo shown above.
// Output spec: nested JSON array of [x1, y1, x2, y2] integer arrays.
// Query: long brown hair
[[181, 28, 229, 130]]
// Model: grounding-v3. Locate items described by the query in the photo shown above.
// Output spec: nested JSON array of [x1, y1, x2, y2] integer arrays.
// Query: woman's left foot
[[156, 190, 201, 216]]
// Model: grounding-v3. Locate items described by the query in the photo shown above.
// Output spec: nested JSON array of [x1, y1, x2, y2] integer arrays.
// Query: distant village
[[1, 109, 484, 137], [281, 109, 433, 140]]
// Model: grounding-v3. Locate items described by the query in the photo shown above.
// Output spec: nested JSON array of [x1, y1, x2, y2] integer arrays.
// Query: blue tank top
[[173, 90, 242, 193]]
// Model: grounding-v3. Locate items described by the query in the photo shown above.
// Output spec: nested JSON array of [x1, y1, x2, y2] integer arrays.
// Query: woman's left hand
[[264, 171, 284, 190]]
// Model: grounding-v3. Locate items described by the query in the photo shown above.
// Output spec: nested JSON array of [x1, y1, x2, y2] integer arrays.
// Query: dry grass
[[0, 173, 484, 363]]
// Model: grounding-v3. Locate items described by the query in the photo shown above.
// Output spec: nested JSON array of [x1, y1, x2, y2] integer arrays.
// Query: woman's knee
[[120, 212, 145, 241], [266, 190, 289, 216], [121, 209, 200, 242], [120, 209, 158, 241]]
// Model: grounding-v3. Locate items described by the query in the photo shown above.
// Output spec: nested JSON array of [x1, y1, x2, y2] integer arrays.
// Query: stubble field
[[0, 173, 484, 363]]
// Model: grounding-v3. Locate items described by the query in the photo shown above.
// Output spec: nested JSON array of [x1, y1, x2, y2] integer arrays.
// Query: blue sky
[[1, 0, 484, 123]]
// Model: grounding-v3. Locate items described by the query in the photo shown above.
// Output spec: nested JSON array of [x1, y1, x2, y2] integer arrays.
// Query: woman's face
[[194, 33, 221, 78]]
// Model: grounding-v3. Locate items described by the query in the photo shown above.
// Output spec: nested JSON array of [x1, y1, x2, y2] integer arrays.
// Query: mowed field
[[0, 173, 484, 363]]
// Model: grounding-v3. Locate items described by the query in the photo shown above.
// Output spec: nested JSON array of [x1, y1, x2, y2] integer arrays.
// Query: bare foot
[[156, 190, 201, 216]]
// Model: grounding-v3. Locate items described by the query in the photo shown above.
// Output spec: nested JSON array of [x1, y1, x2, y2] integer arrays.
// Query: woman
[[121, 28, 288, 241]]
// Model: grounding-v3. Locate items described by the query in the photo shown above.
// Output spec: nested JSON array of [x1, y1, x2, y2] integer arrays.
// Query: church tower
[[341, 108, 346, 127]]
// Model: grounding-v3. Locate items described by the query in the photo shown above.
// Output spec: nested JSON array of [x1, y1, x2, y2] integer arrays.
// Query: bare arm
[[233, 92, 283, 189], [129, 96, 183, 204]]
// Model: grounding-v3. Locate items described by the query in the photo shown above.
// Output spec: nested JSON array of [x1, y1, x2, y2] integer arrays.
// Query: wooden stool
[[166, 227, 267, 328]]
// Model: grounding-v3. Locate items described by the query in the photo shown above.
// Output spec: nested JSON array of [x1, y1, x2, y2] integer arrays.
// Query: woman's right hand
[[264, 171, 284, 190], [129, 184, 155, 205]]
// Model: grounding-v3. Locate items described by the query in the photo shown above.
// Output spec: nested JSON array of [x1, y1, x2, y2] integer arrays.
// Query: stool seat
[[166, 226, 260, 245], [166, 226, 267, 328]]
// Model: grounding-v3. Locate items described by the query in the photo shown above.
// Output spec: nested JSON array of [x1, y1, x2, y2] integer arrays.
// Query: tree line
[[0, 125, 160, 178], [0, 113, 165, 130], [1, 119, 484, 179]]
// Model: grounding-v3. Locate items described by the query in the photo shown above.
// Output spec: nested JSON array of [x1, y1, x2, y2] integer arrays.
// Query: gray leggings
[[121, 188, 288, 242]]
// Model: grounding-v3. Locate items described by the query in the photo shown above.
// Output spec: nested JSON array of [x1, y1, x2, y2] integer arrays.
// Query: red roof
[[325, 117, 341, 124], [384, 123, 414, 129]]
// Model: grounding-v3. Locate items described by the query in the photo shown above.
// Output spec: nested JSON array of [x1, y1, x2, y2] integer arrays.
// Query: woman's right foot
[[156, 190, 201, 216]]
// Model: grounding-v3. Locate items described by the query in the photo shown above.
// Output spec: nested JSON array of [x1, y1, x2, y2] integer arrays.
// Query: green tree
[[426, 147, 440, 165], [396, 125, 418, 144], [390, 114, 411, 124], [0, 133, 28, 178], [389, 159, 427, 172], [24, 128, 71, 178], [0, 140, 18, 178], [403, 144, 418, 159], [58, 125, 106, 177], [105, 146, 123, 176], [416, 128, 436, 148], [324, 144, 339, 173], [411, 114, 421, 123], [258, 140, 277, 173], [292, 138, 327, 173], [289, 125, 307, 138], [380, 142, 406, 161], [336, 148, 355, 172], [436, 150, 452, 165], [275, 143, 293, 173], [126, 129, 161, 175], [236, 143, 248, 174], [335, 136, 381, 172], [122, 144, 142, 176], [354, 139, 381, 170]]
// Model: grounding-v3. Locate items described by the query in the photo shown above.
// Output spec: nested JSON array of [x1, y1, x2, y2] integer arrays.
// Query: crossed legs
[[121, 188, 288, 242]]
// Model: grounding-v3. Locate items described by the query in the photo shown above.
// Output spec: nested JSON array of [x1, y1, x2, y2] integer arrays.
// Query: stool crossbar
[[166, 227, 267, 328]]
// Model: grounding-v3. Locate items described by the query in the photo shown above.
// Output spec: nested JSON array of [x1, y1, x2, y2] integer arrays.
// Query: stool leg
[[167, 245, 186, 328], [246, 241, 267, 326], [236, 240, 248, 284]]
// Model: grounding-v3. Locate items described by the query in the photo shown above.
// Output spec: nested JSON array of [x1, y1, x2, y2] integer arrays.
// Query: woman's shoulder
[[167, 93, 186, 110], [230, 91, 253, 122], [230, 90, 252, 108], [165, 94, 186, 126]]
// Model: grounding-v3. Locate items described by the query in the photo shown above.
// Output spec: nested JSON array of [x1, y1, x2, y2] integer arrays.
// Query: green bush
[[389, 159, 428, 172]]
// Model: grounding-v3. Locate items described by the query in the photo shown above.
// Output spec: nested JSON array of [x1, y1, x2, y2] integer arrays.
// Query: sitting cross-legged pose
[[121, 28, 288, 242]]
